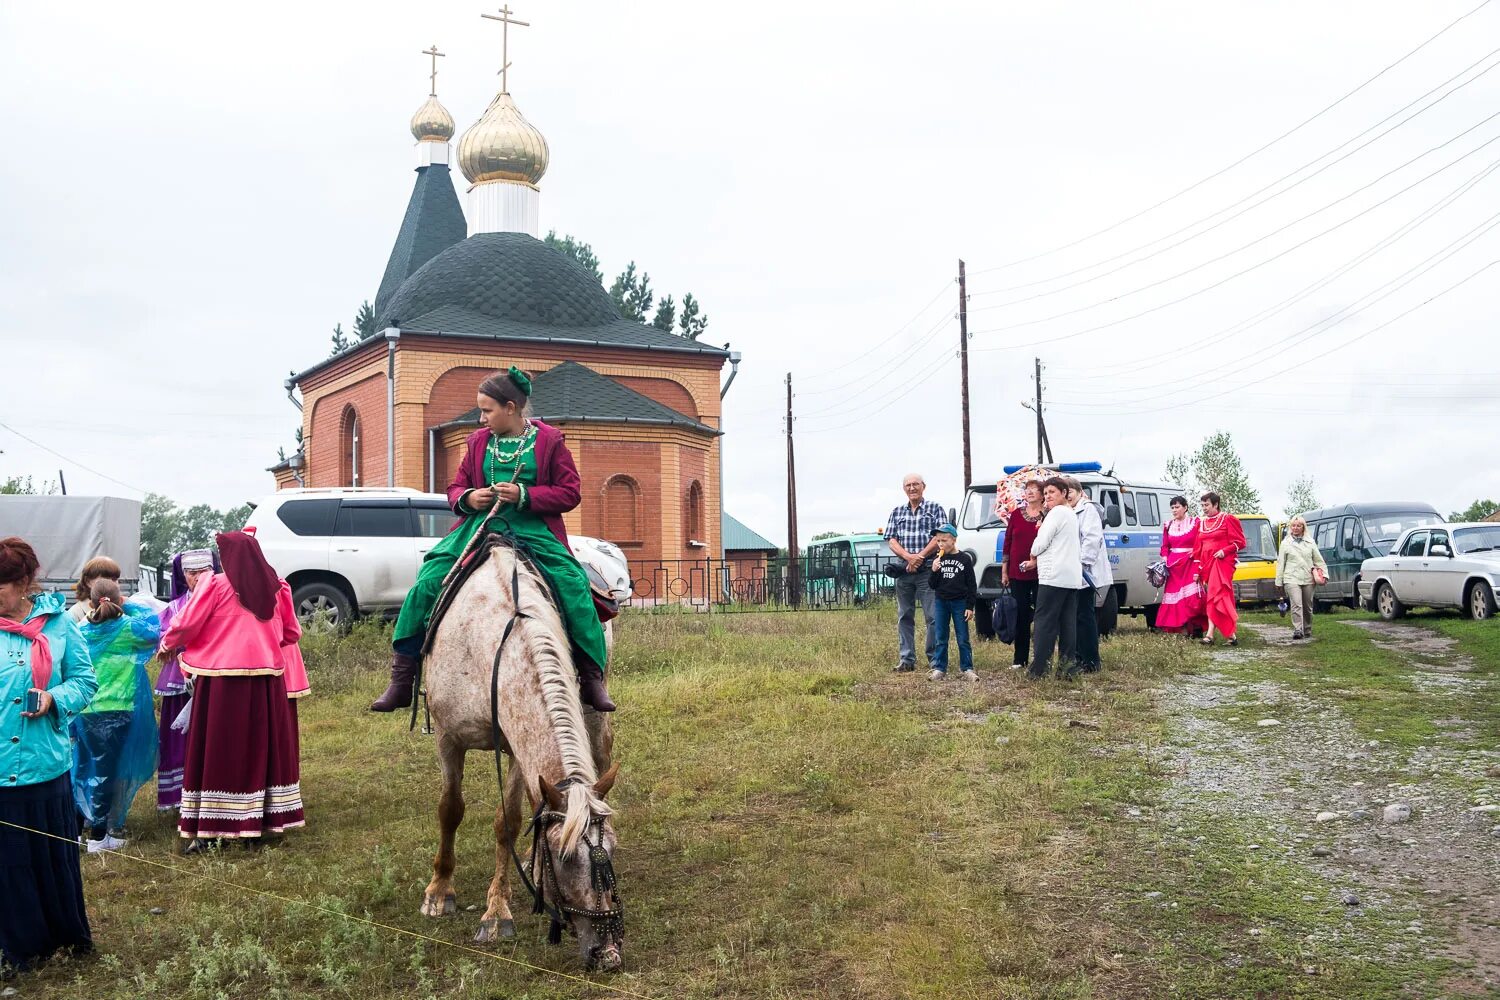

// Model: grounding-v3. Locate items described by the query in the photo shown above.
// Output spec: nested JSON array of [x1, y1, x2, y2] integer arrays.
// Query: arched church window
[[686, 480, 704, 541], [341, 407, 362, 487], [603, 475, 639, 544]]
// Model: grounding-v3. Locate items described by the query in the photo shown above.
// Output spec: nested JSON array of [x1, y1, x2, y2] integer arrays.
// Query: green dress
[[392, 430, 609, 672]]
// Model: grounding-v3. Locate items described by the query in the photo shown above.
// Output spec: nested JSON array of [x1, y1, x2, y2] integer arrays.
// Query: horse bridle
[[526, 778, 625, 947]]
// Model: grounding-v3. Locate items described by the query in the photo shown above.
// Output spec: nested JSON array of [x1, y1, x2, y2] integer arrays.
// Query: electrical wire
[[795, 315, 955, 418], [797, 348, 955, 425], [966, 48, 1500, 305], [0, 420, 149, 495], [1044, 154, 1500, 381], [795, 280, 953, 385], [798, 350, 959, 435], [1046, 207, 1500, 405], [1048, 256, 1500, 418], [968, 128, 1500, 352], [965, 0, 1497, 278]]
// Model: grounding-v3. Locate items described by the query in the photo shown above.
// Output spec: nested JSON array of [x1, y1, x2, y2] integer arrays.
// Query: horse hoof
[[421, 892, 457, 918], [499, 919, 515, 939], [474, 917, 516, 943]]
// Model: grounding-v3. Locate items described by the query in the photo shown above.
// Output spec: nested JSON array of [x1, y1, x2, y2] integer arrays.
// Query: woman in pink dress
[[1193, 491, 1247, 647], [1156, 496, 1203, 634]]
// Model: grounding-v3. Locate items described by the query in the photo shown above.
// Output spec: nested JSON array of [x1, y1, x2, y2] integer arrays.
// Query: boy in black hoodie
[[927, 523, 978, 681]]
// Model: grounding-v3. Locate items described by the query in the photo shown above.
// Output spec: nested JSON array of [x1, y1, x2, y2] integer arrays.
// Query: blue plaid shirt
[[884, 498, 946, 555]]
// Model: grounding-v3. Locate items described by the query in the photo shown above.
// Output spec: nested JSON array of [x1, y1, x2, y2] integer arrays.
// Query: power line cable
[[799, 351, 959, 435], [1048, 208, 1500, 405], [0, 421, 149, 494], [966, 0, 1497, 278], [798, 347, 954, 424], [969, 127, 1500, 352], [795, 315, 954, 418], [967, 48, 1500, 304], [1045, 155, 1500, 381], [1050, 257, 1499, 417], [796, 280, 953, 385]]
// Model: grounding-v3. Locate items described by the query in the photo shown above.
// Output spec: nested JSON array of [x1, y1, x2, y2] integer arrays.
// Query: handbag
[[1146, 558, 1169, 589], [1312, 566, 1328, 586]]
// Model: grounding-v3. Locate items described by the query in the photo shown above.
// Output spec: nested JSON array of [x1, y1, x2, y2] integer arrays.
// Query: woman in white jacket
[[1019, 478, 1082, 679]]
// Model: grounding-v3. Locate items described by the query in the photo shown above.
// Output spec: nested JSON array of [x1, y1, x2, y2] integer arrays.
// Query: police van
[[957, 462, 1186, 633]]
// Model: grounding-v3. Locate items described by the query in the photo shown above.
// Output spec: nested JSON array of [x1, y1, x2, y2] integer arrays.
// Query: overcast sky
[[2, 1, 1496, 543]]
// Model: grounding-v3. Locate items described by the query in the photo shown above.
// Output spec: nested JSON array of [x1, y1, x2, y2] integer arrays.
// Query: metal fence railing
[[623, 554, 896, 613]]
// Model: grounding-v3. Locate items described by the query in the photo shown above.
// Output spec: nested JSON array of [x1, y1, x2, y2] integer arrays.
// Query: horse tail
[[560, 781, 612, 858]]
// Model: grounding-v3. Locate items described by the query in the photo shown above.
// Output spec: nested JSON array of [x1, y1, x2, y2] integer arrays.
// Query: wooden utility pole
[[958, 259, 972, 489], [1034, 357, 1044, 465], [785, 373, 802, 607]]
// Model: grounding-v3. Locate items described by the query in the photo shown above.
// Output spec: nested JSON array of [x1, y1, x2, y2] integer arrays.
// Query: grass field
[[19, 604, 1500, 999]]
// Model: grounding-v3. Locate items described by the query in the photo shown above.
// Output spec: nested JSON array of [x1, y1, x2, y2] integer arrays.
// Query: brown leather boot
[[370, 653, 420, 712], [576, 660, 616, 713]]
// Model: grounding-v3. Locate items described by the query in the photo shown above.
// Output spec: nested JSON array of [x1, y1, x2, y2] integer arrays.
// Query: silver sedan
[[1357, 523, 1500, 621]]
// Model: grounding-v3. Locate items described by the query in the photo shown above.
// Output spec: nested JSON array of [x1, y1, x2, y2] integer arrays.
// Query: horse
[[418, 540, 624, 973]]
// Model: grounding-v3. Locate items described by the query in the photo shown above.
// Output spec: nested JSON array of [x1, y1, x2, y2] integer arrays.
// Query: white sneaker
[[86, 834, 127, 854], [928, 669, 946, 681], [961, 669, 979, 682]]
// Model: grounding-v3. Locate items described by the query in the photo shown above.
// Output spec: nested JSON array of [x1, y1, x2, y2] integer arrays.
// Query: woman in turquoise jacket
[[0, 537, 98, 973]]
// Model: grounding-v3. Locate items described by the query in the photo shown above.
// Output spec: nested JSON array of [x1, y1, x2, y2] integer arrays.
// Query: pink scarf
[[0, 609, 53, 690]]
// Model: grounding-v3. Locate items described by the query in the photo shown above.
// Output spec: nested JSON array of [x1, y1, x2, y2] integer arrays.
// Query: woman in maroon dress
[[1192, 491, 1246, 646], [999, 480, 1043, 668]]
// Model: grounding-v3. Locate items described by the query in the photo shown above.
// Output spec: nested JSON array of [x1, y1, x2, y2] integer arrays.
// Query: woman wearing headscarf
[[152, 549, 217, 811], [160, 531, 303, 846], [0, 537, 97, 971], [370, 366, 615, 714], [73, 578, 160, 852]]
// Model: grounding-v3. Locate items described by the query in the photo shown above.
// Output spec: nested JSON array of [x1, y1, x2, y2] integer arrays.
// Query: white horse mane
[[506, 553, 612, 858]]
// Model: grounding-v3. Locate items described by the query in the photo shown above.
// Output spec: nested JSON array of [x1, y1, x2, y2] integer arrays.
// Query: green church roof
[[722, 512, 777, 552]]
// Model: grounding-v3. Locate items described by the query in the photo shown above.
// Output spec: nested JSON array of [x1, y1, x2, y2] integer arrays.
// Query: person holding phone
[[0, 536, 99, 972]]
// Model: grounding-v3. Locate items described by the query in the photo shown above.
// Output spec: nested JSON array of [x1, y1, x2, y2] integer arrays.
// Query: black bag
[[992, 593, 1019, 644]]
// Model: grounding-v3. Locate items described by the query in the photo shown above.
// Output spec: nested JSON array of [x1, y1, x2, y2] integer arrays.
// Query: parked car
[[1297, 502, 1444, 609], [1356, 523, 1500, 621], [244, 488, 458, 628], [1231, 514, 1281, 607]]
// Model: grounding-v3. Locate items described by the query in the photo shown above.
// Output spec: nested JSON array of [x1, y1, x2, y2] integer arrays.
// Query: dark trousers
[[1008, 579, 1037, 666], [1075, 586, 1101, 671], [1029, 584, 1077, 677]]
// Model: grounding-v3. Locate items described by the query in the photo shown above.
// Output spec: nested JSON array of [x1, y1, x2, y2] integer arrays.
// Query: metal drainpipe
[[384, 328, 400, 487], [427, 427, 438, 494], [283, 377, 306, 486], [718, 351, 743, 583]]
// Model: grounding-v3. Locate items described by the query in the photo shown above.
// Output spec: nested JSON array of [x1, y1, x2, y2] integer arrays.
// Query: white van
[[957, 462, 1187, 633]]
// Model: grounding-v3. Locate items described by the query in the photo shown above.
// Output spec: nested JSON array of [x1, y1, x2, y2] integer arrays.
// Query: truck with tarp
[[0, 495, 143, 601]]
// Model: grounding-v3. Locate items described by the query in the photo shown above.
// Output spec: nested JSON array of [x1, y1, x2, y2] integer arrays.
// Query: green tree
[[1284, 475, 1321, 518], [139, 493, 183, 568], [810, 531, 842, 542], [1, 475, 58, 495], [1166, 432, 1260, 514], [652, 294, 676, 332], [544, 231, 602, 282], [678, 292, 708, 340], [1451, 498, 1500, 522], [330, 322, 352, 355], [609, 262, 654, 321], [353, 300, 377, 340]]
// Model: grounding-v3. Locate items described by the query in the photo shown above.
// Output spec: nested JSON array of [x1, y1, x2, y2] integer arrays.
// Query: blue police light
[[1000, 461, 1104, 475]]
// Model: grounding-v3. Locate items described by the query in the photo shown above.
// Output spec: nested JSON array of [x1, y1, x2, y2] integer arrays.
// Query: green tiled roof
[[437, 360, 718, 436], [722, 512, 777, 552], [372, 165, 467, 322], [376, 232, 727, 357]]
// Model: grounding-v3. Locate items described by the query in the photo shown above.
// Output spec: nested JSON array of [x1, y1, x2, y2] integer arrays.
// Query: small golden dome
[[457, 92, 549, 187], [410, 95, 455, 143]]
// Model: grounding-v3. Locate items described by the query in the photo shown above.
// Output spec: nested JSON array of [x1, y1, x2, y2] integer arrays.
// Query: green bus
[[804, 533, 893, 605]]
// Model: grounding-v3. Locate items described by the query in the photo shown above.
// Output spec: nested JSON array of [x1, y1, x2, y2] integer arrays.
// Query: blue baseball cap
[[933, 523, 958, 537]]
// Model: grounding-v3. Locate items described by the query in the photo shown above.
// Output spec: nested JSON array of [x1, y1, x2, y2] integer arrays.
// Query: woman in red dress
[[1193, 491, 1246, 646]]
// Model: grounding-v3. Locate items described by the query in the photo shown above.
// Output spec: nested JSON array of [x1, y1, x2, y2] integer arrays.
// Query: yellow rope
[[0, 819, 659, 1000]]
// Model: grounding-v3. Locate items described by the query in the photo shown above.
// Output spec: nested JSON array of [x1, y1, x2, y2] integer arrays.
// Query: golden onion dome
[[457, 92, 549, 187], [410, 95, 455, 143]]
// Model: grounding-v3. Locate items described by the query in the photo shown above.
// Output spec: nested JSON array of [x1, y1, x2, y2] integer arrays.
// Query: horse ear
[[538, 775, 564, 811], [592, 761, 620, 799]]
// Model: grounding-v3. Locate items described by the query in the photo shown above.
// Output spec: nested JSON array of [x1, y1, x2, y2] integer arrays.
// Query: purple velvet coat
[[446, 420, 580, 549]]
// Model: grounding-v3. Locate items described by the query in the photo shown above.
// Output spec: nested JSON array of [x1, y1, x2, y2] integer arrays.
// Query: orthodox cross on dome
[[422, 44, 446, 97], [480, 4, 530, 94]]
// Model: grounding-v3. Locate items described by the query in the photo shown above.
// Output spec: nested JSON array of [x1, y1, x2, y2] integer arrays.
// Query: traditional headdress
[[215, 531, 279, 622]]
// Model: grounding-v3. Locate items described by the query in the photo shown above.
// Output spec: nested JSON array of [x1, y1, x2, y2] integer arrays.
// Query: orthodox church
[[272, 35, 736, 567]]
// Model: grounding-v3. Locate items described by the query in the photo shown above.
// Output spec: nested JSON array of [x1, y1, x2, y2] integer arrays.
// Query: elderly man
[[1276, 516, 1328, 640], [884, 473, 946, 672], [1063, 476, 1113, 674]]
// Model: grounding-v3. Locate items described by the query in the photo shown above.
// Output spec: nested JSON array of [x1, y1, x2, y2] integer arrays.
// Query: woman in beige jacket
[[1275, 517, 1329, 640]]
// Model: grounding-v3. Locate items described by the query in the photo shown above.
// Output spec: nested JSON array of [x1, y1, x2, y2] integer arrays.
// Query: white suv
[[244, 488, 459, 628]]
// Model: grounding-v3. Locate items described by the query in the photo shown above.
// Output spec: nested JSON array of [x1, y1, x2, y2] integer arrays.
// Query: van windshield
[[1239, 518, 1276, 560], [1363, 512, 1444, 550], [961, 489, 1002, 530]]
